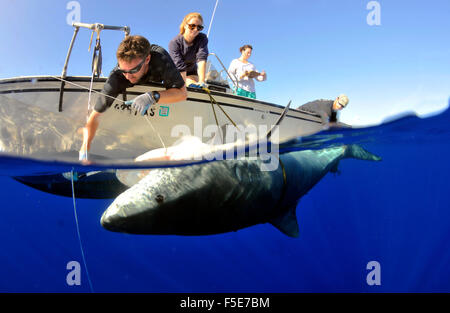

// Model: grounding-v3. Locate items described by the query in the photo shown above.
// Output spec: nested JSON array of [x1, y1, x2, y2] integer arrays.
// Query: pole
[[207, 0, 219, 38]]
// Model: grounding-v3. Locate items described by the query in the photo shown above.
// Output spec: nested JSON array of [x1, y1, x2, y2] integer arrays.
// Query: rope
[[52, 76, 124, 103], [202, 87, 237, 128], [70, 168, 94, 293], [208, 92, 222, 144]]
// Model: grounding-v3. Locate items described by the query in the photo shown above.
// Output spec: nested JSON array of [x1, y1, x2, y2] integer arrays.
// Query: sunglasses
[[117, 56, 147, 74], [187, 24, 204, 31]]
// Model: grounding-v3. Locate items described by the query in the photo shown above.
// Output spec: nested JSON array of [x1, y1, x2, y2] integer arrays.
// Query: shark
[[101, 144, 381, 237]]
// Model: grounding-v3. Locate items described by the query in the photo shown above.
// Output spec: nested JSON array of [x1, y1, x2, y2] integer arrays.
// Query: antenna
[[207, 0, 219, 38]]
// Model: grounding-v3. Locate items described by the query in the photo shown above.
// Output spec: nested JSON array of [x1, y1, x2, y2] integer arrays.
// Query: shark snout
[[100, 206, 128, 233], [100, 190, 164, 234]]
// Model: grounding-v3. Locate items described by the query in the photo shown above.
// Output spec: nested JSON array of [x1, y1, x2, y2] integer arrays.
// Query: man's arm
[[197, 60, 206, 84], [195, 34, 208, 85], [80, 110, 101, 157], [179, 71, 187, 83], [227, 60, 239, 85], [158, 85, 187, 104]]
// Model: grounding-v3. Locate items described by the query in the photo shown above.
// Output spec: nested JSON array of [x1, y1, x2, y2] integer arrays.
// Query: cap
[[337, 94, 349, 108]]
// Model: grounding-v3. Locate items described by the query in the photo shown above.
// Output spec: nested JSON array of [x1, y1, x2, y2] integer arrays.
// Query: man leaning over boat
[[79, 35, 187, 161], [297, 94, 349, 124]]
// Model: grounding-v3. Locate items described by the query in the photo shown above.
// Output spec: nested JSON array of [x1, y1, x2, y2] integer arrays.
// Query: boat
[[0, 22, 324, 162]]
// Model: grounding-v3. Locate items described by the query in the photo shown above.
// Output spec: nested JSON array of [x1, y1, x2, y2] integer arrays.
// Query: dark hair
[[116, 35, 151, 62], [239, 44, 253, 53]]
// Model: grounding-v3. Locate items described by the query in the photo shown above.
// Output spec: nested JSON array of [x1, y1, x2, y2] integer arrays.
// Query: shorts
[[236, 88, 256, 99]]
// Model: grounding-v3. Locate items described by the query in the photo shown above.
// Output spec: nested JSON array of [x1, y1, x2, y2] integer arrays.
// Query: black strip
[[58, 80, 65, 112], [0, 293, 373, 311]]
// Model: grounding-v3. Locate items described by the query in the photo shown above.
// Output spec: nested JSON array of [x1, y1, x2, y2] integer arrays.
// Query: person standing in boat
[[228, 44, 267, 99], [168, 12, 209, 88], [79, 35, 187, 161], [296, 94, 349, 124]]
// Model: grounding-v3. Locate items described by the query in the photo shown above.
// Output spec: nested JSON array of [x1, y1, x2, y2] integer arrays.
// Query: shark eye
[[155, 194, 164, 203]]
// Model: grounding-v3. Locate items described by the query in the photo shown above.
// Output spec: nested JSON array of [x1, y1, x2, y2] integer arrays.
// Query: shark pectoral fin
[[345, 145, 382, 162], [270, 206, 299, 238], [329, 162, 341, 174]]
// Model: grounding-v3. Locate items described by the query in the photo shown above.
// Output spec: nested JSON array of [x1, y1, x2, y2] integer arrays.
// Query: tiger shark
[[100, 144, 381, 237]]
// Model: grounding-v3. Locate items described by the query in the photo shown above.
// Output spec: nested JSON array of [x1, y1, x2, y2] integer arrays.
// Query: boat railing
[[208, 53, 238, 91], [59, 22, 130, 112], [72, 22, 130, 34], [61, 22, 130, 79]]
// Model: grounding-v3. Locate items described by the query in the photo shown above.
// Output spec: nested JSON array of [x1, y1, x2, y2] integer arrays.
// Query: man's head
[[116, 35, 151, 84], [333, 94, 349, 111], [239, 44, 253, 60]]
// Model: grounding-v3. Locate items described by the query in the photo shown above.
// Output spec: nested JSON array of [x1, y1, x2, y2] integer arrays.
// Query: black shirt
[[297, 99, 338, 123], [94, 44, 185, 113]]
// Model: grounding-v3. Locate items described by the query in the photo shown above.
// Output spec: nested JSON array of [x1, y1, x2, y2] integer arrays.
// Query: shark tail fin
[[270, 205, 299, 238], [344, 144, 382, 162]]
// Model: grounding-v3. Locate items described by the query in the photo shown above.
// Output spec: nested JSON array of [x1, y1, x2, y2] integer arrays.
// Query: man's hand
[[240, 71, 249, 80], [125, 92, 157, 115], [79, 150, 88, 161], [79, 127, 89, 161]]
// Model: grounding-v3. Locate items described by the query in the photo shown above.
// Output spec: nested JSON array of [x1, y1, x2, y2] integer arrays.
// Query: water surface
[[0, 105, 449, 292]]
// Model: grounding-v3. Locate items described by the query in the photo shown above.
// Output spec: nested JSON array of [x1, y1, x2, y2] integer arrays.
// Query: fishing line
[[70, 168, 95, 293], [145, 116, 166, 149], [52, 76, 123, 104]]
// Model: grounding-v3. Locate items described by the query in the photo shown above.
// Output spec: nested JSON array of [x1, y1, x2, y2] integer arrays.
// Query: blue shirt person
[[169, 12, 209, 88]]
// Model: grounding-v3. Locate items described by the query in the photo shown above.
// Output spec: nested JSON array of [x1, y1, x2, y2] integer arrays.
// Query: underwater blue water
[[1, 104, 450, 292]]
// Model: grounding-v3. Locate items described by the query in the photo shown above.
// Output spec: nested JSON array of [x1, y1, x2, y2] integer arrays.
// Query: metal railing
[[61, 22, 130, 79], [59, 22, 130, 112], [208, 53, 238, 90]]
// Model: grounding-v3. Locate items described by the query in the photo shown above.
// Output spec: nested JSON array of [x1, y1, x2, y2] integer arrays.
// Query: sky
[[0, 0, 449, 125]]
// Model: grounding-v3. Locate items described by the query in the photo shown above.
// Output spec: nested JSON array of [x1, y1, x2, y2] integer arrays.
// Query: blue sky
[[0, 0, 448, 125]]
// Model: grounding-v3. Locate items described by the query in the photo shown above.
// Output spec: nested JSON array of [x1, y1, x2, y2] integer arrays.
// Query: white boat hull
[[0, 76, 323, 161]]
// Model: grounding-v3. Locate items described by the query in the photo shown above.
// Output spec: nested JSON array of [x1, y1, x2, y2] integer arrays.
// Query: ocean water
[[0, 104, 450, 293]]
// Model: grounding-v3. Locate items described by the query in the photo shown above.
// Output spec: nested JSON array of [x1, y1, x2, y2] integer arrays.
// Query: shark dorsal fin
[[266, 100, 291, 140]]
